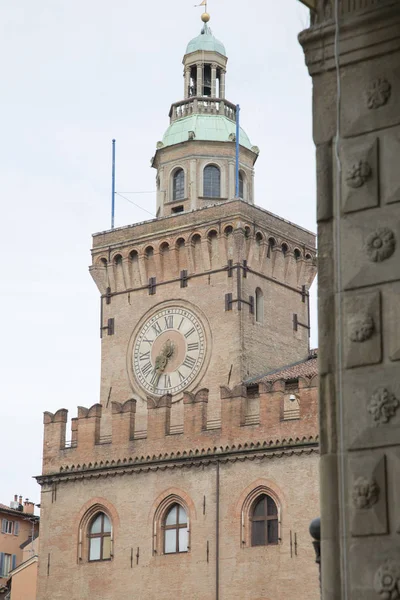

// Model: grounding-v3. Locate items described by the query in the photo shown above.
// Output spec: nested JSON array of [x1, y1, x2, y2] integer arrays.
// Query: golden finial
[[201, 12, 210, 23]]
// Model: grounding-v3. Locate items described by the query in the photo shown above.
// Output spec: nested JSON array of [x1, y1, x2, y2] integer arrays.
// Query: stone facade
[[36, 14, 320, 600], [299, 1, 400, 598]]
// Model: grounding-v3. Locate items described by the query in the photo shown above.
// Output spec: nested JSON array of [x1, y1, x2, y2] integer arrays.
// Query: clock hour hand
[[153, 339, 175, 386]]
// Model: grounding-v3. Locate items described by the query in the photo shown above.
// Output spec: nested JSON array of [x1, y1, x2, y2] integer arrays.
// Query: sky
[[0, 0, 315, 509]]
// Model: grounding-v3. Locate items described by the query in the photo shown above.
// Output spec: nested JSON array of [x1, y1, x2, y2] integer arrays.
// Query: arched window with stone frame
[[163, 503, 189, 554], [203, 164, 221, 198], [77, 504, 115, 563], [173, 168, 185, 201], [88, 512, 112, 561], [240, 485, 281, 548], [153, 494, 191, 556], [250, 494, 279, 546]]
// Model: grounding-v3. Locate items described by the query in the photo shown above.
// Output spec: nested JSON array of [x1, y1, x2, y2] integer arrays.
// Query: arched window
[[173, 169, 185, 201], [251, 495, 279, 546], [203, 165, 221, 198], [255, 288, 263, 324], [163, 503, 188, 554], [239, 172, 244, 199], [88, 512, 112, 561]]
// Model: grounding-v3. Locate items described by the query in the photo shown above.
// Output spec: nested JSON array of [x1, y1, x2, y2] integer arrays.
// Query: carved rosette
[[366, 78, 392, 110], [352, 477, 379, 509], [349, 314, 375, 343], [374, 560, 400, 600], [346, 160, 372, 188], [366, 228, 396, 263], [368, 388, 399, 426]]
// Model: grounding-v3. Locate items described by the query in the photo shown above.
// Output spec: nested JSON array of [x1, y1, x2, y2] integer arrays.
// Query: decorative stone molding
[[349, 314, 375, 343], [352, 477, 379, 509], [374, 560, 400, 600], [368, 388, 399, 426], [366, 78, 392, 110], [366, 228, 396, 262]]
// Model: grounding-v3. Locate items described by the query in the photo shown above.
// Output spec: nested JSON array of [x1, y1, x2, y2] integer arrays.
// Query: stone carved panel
[[350, 454, 387, 537], [342, 138, 379, 213], [344, 290, 381, 369], [381, 128, 400, 205], [340, 60, 400, 138], [345, 366, 400, 451], [341, 207, 400, 291]]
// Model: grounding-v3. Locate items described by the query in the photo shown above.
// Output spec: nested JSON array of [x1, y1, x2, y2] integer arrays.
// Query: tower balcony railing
[[169, 97, 237, 123]]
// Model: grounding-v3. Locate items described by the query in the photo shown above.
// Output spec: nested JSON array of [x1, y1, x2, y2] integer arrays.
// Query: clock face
[[133, 306, 206, 396]]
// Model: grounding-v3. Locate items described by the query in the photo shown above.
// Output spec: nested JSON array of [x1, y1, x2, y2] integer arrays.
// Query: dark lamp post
[[309, 517, 321, 595]]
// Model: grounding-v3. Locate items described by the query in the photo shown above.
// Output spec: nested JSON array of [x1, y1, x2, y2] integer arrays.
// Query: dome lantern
[[152, 16, 259, 218]]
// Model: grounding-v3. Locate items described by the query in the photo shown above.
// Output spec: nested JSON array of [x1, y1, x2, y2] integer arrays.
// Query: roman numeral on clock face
[[182, 355, 196, 369], [152, 322, 162, 336], [184, 327, 195, 339], [187, 342, 199, 352], [142, 362, 153, 377], [150, 370, 160, 386], [164, 375, 171, 388], [140, 351, 151, 361], [164, 316, 173, 329]]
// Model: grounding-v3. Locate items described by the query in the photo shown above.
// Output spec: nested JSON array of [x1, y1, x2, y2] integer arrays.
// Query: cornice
[[37, 436, 319, 485], [299, 2, 400, 75]]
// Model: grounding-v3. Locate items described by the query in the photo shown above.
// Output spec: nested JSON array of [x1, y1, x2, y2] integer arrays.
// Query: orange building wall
[[10, 559, 38, 600]]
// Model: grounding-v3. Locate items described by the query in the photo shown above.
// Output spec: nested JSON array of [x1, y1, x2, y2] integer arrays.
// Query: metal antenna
[[235, 105, 240, 198], [111, 139, 116, 229]]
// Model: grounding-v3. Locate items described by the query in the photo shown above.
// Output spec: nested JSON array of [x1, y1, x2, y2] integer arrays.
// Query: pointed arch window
[[251, 495, 279, 546], [203, 165, 221, 198], [173, 169, 185, 201], [255, 288, 263, 324], [163, 503, 188, 554], [88, 512, 112, 561]]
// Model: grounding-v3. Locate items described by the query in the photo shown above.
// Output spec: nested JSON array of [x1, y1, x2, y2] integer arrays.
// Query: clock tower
[[89, 14, 316, 433], [37, 14, 320, 600]]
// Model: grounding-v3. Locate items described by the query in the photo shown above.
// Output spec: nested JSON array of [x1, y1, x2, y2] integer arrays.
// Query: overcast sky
[[1, 0, 315, 509]]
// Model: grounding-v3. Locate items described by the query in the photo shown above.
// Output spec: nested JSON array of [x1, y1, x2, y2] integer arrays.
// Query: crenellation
[[111, 399, 136, 445], [41, 379, 318, 475]]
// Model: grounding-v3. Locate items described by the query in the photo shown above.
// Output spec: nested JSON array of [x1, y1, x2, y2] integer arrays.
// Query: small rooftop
[[245, 351, 318, 385]]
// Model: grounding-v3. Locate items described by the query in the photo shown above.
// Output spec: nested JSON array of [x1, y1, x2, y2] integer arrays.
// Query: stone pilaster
[[196, 63, 203, 97], [299, 2, 400, 598]]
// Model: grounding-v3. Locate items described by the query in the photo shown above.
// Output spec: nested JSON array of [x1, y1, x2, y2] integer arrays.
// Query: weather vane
[[194, 0, 210, 22]]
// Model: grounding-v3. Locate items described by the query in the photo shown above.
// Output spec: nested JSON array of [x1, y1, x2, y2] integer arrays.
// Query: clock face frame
[[132, 305, 207, 397]]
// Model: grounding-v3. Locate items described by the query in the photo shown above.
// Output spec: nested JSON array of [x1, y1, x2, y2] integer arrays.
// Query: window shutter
[[225, 293, 233, 311], [1, 520, 7, 534], [0, 553, 4, 577], [12, 554, 17, 571], [249, 296, 254, 315], [13, 522, 19, 536]]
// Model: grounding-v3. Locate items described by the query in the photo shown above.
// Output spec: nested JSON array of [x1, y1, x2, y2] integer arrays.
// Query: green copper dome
[[186, 24, 226, 57], [161, 114, 253, 150]]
